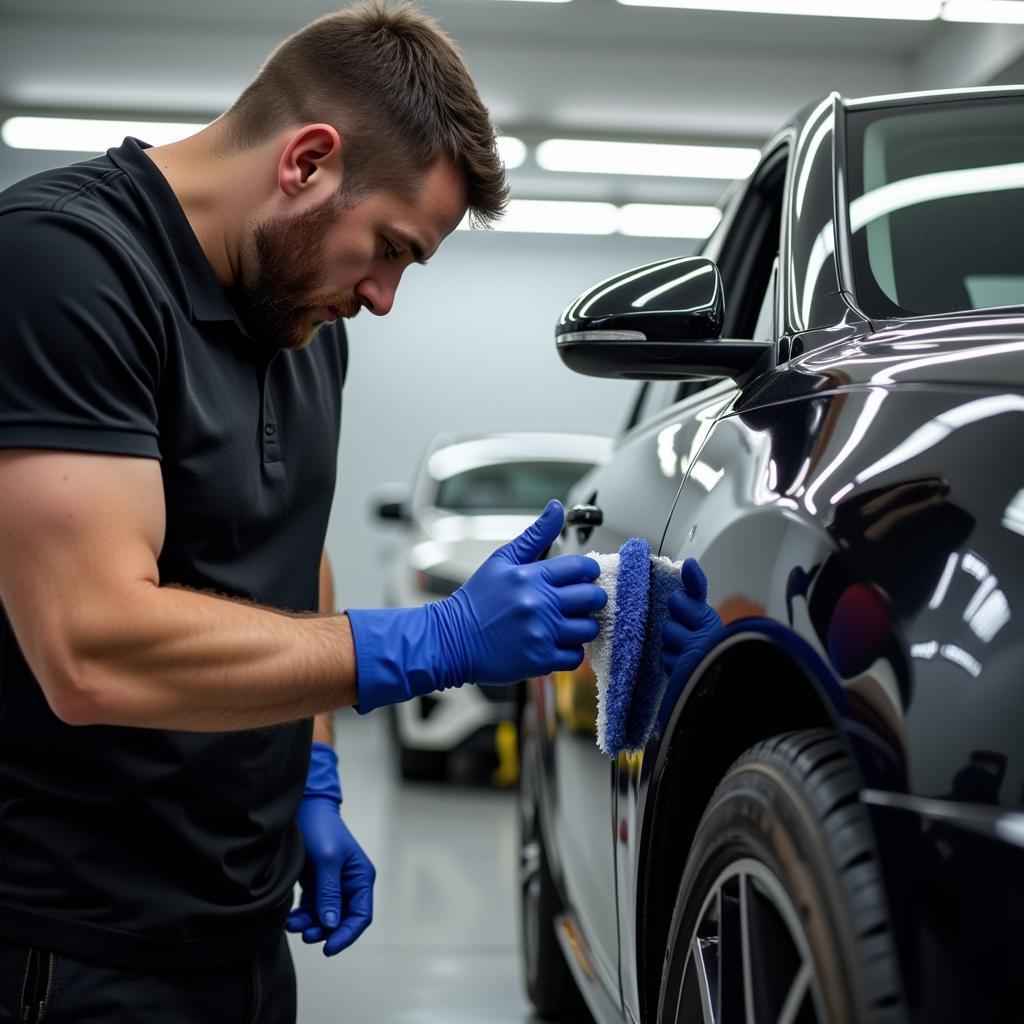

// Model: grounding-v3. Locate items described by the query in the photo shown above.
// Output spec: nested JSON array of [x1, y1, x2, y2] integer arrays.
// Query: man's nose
[[356, 274, 399, 317]]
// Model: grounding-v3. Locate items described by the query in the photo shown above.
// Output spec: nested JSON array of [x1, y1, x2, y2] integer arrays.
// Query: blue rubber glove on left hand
[[661, 558, 725, 682], [287, 742, 375, 957]]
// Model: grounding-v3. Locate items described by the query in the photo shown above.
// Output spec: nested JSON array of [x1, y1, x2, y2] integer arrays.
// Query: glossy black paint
[[558, 256, 724, 341], [567, 503, 604, 528], [526, 86, 1024, 1024], [555, 256, 772, 382]]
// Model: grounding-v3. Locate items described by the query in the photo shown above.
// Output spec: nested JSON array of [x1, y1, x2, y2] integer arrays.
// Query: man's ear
[[277, 124, 343, 197]]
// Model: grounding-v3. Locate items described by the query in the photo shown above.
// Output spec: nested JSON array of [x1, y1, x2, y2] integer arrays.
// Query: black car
[[518, 86, 1024, 1024]]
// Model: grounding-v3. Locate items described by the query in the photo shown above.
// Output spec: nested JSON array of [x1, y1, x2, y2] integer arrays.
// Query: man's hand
[[346, 499, 606, 712], [661, 558, 724, 682], [287, 742, 375, 956], [438, 498, 604, 685]]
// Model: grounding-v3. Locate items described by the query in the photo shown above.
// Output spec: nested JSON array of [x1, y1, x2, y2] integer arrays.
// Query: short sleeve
[[0, 209, 165, 458]]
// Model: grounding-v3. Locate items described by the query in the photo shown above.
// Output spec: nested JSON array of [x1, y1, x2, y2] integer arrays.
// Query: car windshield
[[845, 95, 1024, 319], [434, 460, 593, 514]]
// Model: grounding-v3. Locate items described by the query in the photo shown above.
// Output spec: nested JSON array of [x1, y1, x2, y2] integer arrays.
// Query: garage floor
[[289, 708, 542, 1023]]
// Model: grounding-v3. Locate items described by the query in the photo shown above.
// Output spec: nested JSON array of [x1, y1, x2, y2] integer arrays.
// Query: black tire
[[518, 701, 587, 1020], [658, 729, 904, 1024], [398, 743, 448, 782], [388, 705, 449, 781]]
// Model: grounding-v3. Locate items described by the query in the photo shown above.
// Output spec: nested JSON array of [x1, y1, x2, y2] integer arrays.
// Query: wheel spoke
[[690, 935, 717, 1024], [740, 874, 755, 1024], [744, 872, 805, 1022], [775, 963, 812, 1024], [681, 885, 722, 1024], [678, 860, 825, 1024], [719, 877, 745, 1024]]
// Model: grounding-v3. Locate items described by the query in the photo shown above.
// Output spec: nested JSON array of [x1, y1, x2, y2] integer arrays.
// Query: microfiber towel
[[585, 538, 684, 758]]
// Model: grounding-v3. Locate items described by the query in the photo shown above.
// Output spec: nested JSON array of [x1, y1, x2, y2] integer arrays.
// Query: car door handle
[[567, 504, 603, 527]]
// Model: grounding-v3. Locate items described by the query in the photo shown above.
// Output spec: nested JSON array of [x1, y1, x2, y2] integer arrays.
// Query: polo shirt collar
[[107, 137, 246, 327]]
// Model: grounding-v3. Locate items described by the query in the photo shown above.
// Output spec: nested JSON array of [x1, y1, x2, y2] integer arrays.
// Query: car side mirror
[[371, 484, 412, 524], [555, 255, 772, 382], [377, 501, 410, 522]]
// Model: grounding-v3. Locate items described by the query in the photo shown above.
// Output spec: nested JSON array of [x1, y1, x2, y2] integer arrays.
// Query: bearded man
[[0, 4, 605, 1020]]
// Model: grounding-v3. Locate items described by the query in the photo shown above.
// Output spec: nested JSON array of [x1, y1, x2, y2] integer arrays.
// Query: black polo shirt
[[0, 138, 347, 968]]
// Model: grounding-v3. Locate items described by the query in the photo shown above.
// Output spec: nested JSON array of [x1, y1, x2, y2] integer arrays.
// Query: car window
[[789, 101, 847, 333], [434, 460, 594, 513], [845, 95, 1024, 318], [752, 256, 779, 343], [624, 379, 721, 432], [625, 380, 677, 430], [620, 147, 790, 435], [710, 144, 790, 340]]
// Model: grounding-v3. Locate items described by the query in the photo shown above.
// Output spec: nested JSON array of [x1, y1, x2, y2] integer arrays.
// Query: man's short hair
[[221, 1, 508, 226]]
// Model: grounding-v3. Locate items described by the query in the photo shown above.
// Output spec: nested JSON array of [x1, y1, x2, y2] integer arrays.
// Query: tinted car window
[[789, 103, 846, 332], [434, 460, 594, 512], [846, 96, 1024, 318], [752, 256, 779, 343], [714, 147, 788, 339], [626, 380, 681, 430]]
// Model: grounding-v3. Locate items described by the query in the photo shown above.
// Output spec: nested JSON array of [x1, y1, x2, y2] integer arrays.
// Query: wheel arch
[[634, 631, 854, 1021]]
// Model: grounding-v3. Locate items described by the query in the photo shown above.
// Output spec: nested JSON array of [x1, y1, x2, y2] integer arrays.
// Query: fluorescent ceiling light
[[496, 136, 527, 170], [2, 116, 206, 152], [2, 117, 532, 172], [616, 0, 940, 17], [491, 199, 619, 235], [942, 0, 1024, 23], [458, 200, 720, 237], [536, 138, 760, 180], [620, 203, 722, 238]]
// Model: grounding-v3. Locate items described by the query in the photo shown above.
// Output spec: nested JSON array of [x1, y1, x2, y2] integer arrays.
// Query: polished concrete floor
[[288, 708, 552, 1024]]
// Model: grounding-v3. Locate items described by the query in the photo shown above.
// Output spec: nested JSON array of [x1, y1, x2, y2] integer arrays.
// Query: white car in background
[[373, 431, 613, 782]]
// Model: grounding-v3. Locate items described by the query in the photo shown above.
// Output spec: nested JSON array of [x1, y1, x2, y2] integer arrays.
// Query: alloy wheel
[[673, 857, 826, 1024]]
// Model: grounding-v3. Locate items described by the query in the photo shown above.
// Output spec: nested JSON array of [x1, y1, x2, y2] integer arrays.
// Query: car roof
[[424, 432, 614, 481], [843, 83, 1024, 112], [780, 84, 1024, 142]]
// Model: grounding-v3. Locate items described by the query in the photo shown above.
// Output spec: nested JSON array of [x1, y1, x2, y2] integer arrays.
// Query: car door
[[547, 374, 734, 1014], [609, 137, 794, 1023]]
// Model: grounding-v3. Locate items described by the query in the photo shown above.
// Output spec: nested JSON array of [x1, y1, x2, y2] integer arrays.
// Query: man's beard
[[237, 193, 361, 352]]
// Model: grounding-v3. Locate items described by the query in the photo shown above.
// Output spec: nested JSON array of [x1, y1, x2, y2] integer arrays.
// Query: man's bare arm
[[0, 450, 359, 731], [313, 549, 336, 747]]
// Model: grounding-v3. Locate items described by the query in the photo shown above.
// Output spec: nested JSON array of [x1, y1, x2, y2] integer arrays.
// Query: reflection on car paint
[[523, 87, 1024, 1024]]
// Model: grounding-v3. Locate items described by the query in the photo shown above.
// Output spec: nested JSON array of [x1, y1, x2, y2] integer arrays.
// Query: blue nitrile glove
[[347, 499, 606, 713], [661, 558, 725, 682], [286, 742, 375, 957]]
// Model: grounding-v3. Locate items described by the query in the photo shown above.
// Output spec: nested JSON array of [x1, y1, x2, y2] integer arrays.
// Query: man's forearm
[[65, 583, 359, 731], [313, 713, 334, 746], [314, 550, 337, 747]]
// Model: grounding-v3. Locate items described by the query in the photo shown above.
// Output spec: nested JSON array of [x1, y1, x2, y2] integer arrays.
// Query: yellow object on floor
[[492, 720, 519, 787]]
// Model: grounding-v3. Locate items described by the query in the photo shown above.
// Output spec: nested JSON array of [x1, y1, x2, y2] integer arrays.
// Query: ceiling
[[1, 0, 1022, 206]]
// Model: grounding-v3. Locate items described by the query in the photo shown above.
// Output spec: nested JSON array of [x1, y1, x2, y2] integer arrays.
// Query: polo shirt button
[[264, 424, 276, 436]]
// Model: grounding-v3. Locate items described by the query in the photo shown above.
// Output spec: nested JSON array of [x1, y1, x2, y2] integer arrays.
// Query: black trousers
[[0, 934, 296, 1024]]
